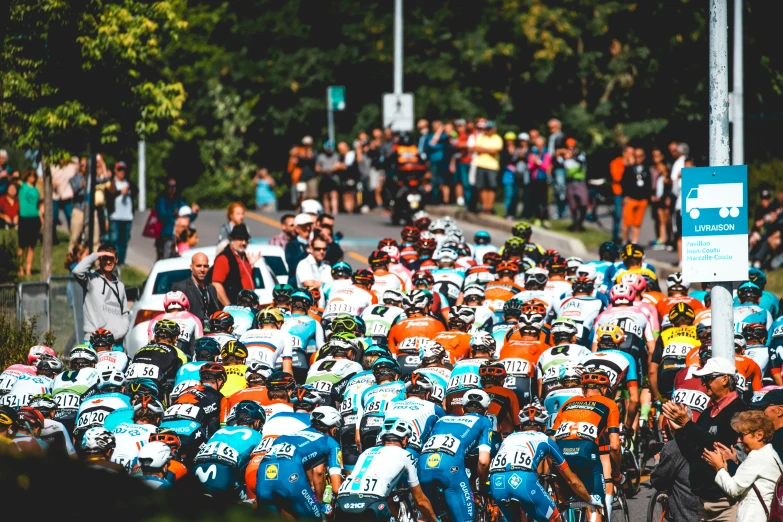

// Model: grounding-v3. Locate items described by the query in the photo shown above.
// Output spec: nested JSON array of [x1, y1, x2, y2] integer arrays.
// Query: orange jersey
[[308, 308, 323, 322], [685, 350, 762, 394], [220, 387, 268, 424], [505, 328, 551, 348], [169, 459, 188, 481], [485, 282, 524, 312], [642, 291, 665, 307], [656, 295, 704, 321], [552, 394, 621, 443], [484, 384, 521, 435], [694, 308, 711, 325], [389, 316, 445, 354], [432, 330, 472, 364], [498, 340, 547, 378]]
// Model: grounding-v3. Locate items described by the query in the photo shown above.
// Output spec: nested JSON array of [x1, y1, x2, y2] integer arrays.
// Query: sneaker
[[456, 197, 465, 206], [651, 239, 666, 251]]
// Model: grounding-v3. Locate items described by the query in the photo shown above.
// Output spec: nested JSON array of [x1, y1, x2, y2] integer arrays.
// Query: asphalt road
[[125, 206, 658, 519]]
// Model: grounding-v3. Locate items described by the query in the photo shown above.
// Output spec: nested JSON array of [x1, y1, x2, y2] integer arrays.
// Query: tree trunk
[[41, 154, 53, 281]]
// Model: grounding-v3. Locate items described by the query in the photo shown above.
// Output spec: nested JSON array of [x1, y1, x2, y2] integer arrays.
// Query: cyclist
[[490, 298, 524, 353], [28, 394, 76, 456], [734, 281, 773, 331], [256, 406, 344, 520], [512, 268, 553, 315], [323, 268, 378, 321], [129, 319, 186, 394], [607, 242, 656, 287], [282, 289, 325, 353], [537, 319, 591, 398], [239, 307, 294, 375], [553, 275, 605, 344], [414, 341, 452, 402], [388, 290, 445, 353], [220, 359, 272, 424], [490, 401, 599, 522], [742, 322, 770, 375], [322, 262, 353, 302], [584, 241, 620, 292], [444, 332, 495, 415], [272, 283, 295, 314], [650, 304, 700, 402], [419, 389, 494, 522], [147, 291, 204, 356], [429, 248, 466, 306], [356, 356, 406, 452], [552, 369, 622, 522], [411, 270, 451, 322], [543, 254, 573, 304], [69, 343, 99, 370], [80, 426, 126, 472], [137, 441, 173, 489], [91, 328, 129, 374], [258, 370, 297, 419], [655, 272, 704, 322], [204, 310, 239, 347], [360, 289, 407, 344], [432, 305, 475, 364], [219, 340, 249, 397], [732, 334, 763, 401], [737, 268, 779, 317], [472, 230, 498, 262], [461, 284, 496, 333], [620, 272, 661, 337], [480, 361, 521, 435], [33, 353, 63, 380], [167, 362, 228, 439], [306, 338, 363, 405], [51, 349, 100, 427], [193, 400, 265, 501], [11, 406, 47, 454], [103, 378, 161, 431], [111, 395, 164, 471], [510, 221, 544, 263], [368, 249, 404, 298], [149, 429, 188, 482], [1, 365, 52, 409], [383, 373, 445, 458], [172, 336, 221, 399], [74, 369, 131, 436], [336, 418, 437, 522]]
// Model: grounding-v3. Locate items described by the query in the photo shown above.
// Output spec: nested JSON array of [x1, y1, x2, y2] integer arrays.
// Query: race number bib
[[736, 374, 748, 392], [126, 363, 160, 380], [164, 403, 201, 421], [447, 373, 480, 392], [341, 474, 388, 497], [54, 392, 81, 410], [673, 389, 710, 412], [490, 447, 534, 472], [195, 441, 239, 466], [365, 401, 384, 415], [324, 302, 354, 316], [555, 421, 599, 441], [369, 321, 390, 336], [502, 359, 532, 377], [422, 434, 461, 456], [268, 442, 296, 459], [310, 380, 333, 394], [662, 343, 691, 359], [76, 409, 108, 430], [339, 396, 354, 414], [253, 436, 276, 455], [431, 384, 445, 402], [171, 380, 199, 399]]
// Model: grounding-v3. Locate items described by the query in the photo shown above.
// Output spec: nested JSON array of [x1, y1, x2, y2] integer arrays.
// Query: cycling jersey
[[734, 290, 780, 318], [464, 265, 497, 288], [139, 475, 171, 489], [128, 343, 184, 387], [419, 413, 494, 522], [41, 418, 76, 456], [193, 424, 263, 499], [1, 373, 50, 408], [305, 357, 363, 404], [0, 366, 33, 396], [485, 282, 523, 315], [734, 304, 773, 331], [370, 271, 405, 299], [484, 384, 521, 435], [222, 305, 256, 336], [445, 358, 484, 402], [323, 285, 378, 320], [383, 397, 445, 454], [583, 260, 613, 291], [96, 349, 130, 374], [735, 355, 763, 399], [537, 344, 591, 397], [168, 385, 225, 439], [52, 368, 100, 424], [592, 306, 653, 372], [322, 278, 352, 302], [651, 334, 701, 399], [745, 343, 772, 377], [13, 434, 48, 455], [222, 364, 248, 397], [172, 361, 209, 399], [544, 279, 573, 305], [553, 394, 621, 444], [147, 310, 204, 355], [281, 313, 325, 353], [543, 388, 584, 430], [510, 290, 553, 315], [672, 367, 710, 421], [490, 321, 517, 355], [553, 295, 604, 334], [74, 391, 131, 434], [432, 330, 472, 364], [338, 445, 418, 504], [659, 325, 698, 346], [656, 295, 704, 322], [111, 422, 158, 472], [415, 366, 451, 405], [581, 349, 638, 392], [203, 332, 237, 348], [389, 316, 445, 354], [389, 263, 413, 291], [634, 300, 661, 338], [360, 304, 406, 343], [238, 328, 295, 368], [357, 381, 406, 451], [430, 268, 466, 306], [473, 244, 499, 263]]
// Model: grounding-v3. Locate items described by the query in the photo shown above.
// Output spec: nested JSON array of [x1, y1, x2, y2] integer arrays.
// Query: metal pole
[[86, 146, 97, 254], [732, 0, 744, 165], [709, 0, 735, 365], [138, 139, 147, 211], [394, 0, 403, 95]]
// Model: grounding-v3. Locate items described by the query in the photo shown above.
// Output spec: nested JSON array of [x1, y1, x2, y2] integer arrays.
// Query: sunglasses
[[312, 247, 327, 252], [167, 184, 177, 189], [699, 374, 723, 385]]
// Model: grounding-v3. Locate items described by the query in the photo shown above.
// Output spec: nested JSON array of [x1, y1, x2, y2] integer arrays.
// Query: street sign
[[328, 86, 346, 111], [681, 165, 748, 282], [383, 93, 414, 132]]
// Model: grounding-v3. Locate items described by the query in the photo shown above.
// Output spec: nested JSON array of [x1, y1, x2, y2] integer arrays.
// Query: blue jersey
[[734, 291, 779, 319], [415, 366, 451, 404], [75, 392, 131, 433], [262, 427, 342, 475], [422, 413, 494, 458], [491, 322, 516, 352], [490, 431, 566, 473], [282, 313, 324, 353], [770, 317, 783, 349], [383, 397, 446, 453], [543, 388, 584, 430], [223, 306, 256, 336], [446, 359, 483, 396], [172, 361, 208, 397], [734, 303, 772, 332], [690, 289, 709, 305], [103, 406, 134, 432], [195, 425, 262, 469], [337, 370, 375, 424], [584, 260, 613, 291], [358, 381, 406, 422]]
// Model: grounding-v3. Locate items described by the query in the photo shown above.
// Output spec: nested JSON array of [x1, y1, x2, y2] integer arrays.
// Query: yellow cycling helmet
[[596, 324, 625, 345], [620, 243, 644, 261], [221, 340, 249, 360], [257, 307, 285, 325]]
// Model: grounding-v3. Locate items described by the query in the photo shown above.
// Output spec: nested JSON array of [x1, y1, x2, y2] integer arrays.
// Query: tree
[[2, 0, 187, 279]]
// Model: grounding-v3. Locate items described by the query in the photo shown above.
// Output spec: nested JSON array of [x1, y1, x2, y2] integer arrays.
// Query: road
[[125, 206, 657, 519]]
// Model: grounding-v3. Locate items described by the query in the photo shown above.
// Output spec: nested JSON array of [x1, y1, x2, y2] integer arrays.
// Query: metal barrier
[[18, 282, 50, 338], [48, 276, 81, 354], [0, 284, 17, 322]]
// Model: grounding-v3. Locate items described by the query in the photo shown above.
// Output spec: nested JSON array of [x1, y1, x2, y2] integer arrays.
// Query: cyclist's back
[[147, 310, 204, 355], [389, 316, 445, 354], [238, 328, 294, 368], [384, 397, 445, 456], [282, 312, 325, 353]]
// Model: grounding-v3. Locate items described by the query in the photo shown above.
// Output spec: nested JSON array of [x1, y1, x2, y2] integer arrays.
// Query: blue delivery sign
[[681, 165, 748, 282]]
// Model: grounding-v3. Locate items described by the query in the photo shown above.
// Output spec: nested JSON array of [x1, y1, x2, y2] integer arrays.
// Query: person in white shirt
[[295, 236, 333, 288]]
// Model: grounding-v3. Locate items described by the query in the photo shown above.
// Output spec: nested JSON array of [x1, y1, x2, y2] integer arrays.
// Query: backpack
[[758, 458, 783, 521]]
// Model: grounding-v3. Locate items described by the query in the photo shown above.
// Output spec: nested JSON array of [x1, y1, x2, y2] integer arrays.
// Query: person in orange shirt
[[432, 305, 476, 364], [733, 334, 763, 400], [655, 272, 704, 323], [479, 361, 520, 436], [220, 360, 273, 424], [609, 146, 633, 242], [388, 289, 445, 353], [485, 261, 524, 304]]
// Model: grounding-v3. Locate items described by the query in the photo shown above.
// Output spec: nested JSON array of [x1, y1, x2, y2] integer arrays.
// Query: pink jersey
[[389, 263, 413, 291], [633, 300, 660, 334], [147, 310, 204, 353], [5, 364, 36, 375]]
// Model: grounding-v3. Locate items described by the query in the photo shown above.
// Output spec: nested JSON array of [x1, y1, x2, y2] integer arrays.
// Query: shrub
[[0, 231, 19, 284], [0, 315, 56, 369]]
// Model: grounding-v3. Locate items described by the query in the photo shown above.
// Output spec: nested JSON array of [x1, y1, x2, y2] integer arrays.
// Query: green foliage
[[0, 316, 55, 369], [748, 158, 783, 226], [0, 233, 19, 285]]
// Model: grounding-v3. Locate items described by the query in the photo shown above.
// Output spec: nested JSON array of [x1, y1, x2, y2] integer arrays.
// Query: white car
[[125, 247, 277, 358]]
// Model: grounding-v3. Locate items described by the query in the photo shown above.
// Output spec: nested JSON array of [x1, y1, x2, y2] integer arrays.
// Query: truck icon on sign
[[685, 183, 743, 219]]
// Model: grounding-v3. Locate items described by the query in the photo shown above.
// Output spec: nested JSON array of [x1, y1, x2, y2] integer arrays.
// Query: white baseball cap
[[692, 357, 737, 377], [177, 205, 192, 217], [518, 132, 531, 141], [294, 213, 314, 226]]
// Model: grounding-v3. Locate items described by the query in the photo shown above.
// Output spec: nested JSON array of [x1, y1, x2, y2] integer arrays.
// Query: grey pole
[[394, 0, 403, 95], [138, 139, 146, 211], [327, 88, 335, 145], [709, 0, 735, 365], [732, 0, 744, 165]]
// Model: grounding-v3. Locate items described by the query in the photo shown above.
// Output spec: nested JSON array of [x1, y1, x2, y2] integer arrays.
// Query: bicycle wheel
[[622, 450, 641, 497], [610, 488, 630, 522], [647, 491, 669, 522]]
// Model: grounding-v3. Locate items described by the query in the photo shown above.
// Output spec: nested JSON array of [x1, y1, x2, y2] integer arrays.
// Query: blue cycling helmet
[[748, 268, 767, 290], [324, 140, 335, 150], [291, 289, 314, 309], [125, 378, 160, 399], [233, 400, 267, 424], [193, 337, 221, 362], [331, 261, 352, 278], [372, 356, 401, 376], [738, 281, 762, 300], [599, 241, 621, 261], [290, 385, 323, 409], [474, 230, 491, 245]]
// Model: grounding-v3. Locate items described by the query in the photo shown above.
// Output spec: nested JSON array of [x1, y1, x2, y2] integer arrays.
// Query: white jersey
[[468, 305, 495, 333], [510, 290, 553, 313], [324, 285, 376, 319], [745, 344, 770, 375], [544, 280, 573, 304], [323, 278, 353, 303], [306, 358, 363, 397], [261, 411, 309, 438], [239, 329, 295, 367], [389, 264, 413, 291], [361, 305, 407, 338], [0, 373, 51, 408], [52, 368, 100, 413], [0, 367, 25, 395], [264, 402, 294, 419], [473, 244, 498, 263], [111, 422, 158, 471], [339, 445, 420, 498], [382, 397, 440, 452], [554, 296, 604, 329], [96, 350, 130, 374], [203, 332, 237, 348], [371, 272, 404, 299], [41, 419, 77, 456], [75, 393, 130, 433], [536, 344, 591, 395]]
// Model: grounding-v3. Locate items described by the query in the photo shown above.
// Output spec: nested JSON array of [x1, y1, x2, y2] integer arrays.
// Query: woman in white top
[[703, 410, 783, 522]]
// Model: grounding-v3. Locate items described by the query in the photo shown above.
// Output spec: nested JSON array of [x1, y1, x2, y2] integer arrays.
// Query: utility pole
[[138, 139, 146, 211], [394, 0, 403, 95], [709, 0, 735, 364], [732, 0, 744, 165], [86, 146, 97, 254]]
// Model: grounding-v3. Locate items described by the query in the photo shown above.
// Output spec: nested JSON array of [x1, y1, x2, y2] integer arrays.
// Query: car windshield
[[153, 269, 191, 294], [253, 268, 265, 289], [264, 256, 287, 278]]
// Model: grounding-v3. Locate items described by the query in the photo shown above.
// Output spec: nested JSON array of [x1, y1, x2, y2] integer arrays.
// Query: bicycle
[[620, 427, 642, 497], [647, 490, 673, 522]]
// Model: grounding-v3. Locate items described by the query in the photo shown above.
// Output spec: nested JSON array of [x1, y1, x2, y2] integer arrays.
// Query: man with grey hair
[[548, 118, 568, 219]]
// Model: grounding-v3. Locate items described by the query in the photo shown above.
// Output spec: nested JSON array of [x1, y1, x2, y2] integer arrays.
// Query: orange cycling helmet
[[581, 369, 613, 389], [521, 299, 547, 316], [496, 262, 520, 276], [150, 430, 181, 453]]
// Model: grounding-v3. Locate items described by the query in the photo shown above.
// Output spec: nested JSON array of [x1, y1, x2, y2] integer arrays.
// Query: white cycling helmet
[[137, 441, 172, 469], [463, 284, 486, 301], [311, 406, 342, 429], [519, 400, 549, 427], [380, 418, 414, 441], [558, 362, 585, 385], [575, 264, 597, 281], [418, 340, 446, 363], [429, 219, 448, 233], [382, 289, 405, 305], [412, 210, 430, 222], [470, 331, 496, 353], [550, 319, 579, 338], [405, 290, 433, 312], [405, 372, 435, 393], [69, 345, 98, 364], [450, 305, 476, 325], [463, 389, 491, 410], [300, 199, 324, 216], [245, 358, 274, 381], [434, 248, 458, 263], [419, 230, 435, 241], [98, 369, 127, 390], [81, 427, 116, 453]]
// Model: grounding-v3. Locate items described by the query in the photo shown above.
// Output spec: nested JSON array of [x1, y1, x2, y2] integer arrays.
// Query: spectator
[[609, 146, 632, 242], [177, 227, 198, 255], [172, 252, 220, 323], [72, 242, 130, 344], [154, 177, 199, 260], [295, 236, 333, 288], [94, 154, 113, 243], [284, 213, 313, 281], [217, 202, 251, 251], [651, 156, 673, 251], [363, 128, 386, 211], [562, 139, 589, 232], [288, 136, 316, 206], [516, 133, 532, 219], [650, 440, 702, 522], [269, 213, 295, 248], [662, 357, 747, 522], [425, 120, 451, 204], [500, 132, 520, 220], [472, 119, 503, 214], [212, 224, 260, 307], [68, 158, 90, 251], [0, 181, 19, 229], [337, 141, 359, 214], [18, 169, 42, 277], [50, 156, 77, 240], [316, 141, 342, 215], [107, 161, 136, 266], [65, 244, 89, 341], [621, 147, 652, 244], [416, 119, 430, 153], [750, 386, 783, 461], [315, 213, 343, 265], [253, 168, 277, 211], [547, 118, 568, 219], [0, 149, 19, 196], [527, 135, 552, 226], [675, 156, 695, 263], [703, 410, 783, 522], [452, 119, 474, 208]]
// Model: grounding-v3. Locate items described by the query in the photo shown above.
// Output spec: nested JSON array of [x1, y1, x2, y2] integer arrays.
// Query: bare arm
[[311, 462, 326, 500], [609, 433, 621, 478], [212, 281, 231, 307], [558, 464, 593, 504], [626, 384, 640, 427], [648, 363, 660, 402], [282, 358, 293, 375], [477, 450, 490, 490], [410, 484, 437, 522]]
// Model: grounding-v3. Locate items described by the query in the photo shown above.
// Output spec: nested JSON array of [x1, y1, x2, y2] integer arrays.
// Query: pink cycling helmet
[[381, 245, 401, 263], [28, 345, 56, 364], [163, 291, 190, 312], [609, 284, 636, 305], [620, 272, 646, 294]]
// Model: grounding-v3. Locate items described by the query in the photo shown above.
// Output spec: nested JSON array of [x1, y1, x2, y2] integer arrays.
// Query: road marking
[[247, 211, 368, 265]]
